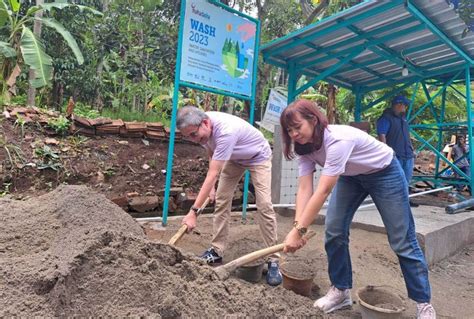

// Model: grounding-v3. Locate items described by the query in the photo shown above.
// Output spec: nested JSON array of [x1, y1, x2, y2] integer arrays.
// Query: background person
[[176, 106, 282, 286], [451, 135, 470, 192], [377, 95, 418, 206], [280, 99, 435, 318]]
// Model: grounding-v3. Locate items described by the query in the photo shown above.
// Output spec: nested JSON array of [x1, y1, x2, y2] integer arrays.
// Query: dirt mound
[[0, 185, 324, 317]]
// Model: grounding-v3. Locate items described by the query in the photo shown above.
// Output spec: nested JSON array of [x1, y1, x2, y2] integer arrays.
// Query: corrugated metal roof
[[260, 0, 474, 92]]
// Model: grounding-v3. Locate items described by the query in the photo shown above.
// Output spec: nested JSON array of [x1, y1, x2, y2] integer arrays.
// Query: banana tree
[[0, 1, 102, 101]]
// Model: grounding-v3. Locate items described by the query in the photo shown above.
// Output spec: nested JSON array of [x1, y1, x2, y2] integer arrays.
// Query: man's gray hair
[[177, 106, 209, 129]]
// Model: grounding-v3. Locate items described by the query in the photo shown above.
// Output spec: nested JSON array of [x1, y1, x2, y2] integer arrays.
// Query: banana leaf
[[0, 1, 9, 27], [20, 26, 53, 88], [40, 17, 84, 65], [8, 0, 19, 13], [0, 41, 16, 58]]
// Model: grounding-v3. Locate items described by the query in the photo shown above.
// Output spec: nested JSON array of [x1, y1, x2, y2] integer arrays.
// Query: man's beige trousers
[[211, 158, 279, 260]]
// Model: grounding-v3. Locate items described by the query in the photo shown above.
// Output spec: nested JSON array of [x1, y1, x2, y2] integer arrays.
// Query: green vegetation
[[0, 0, 470, 139], [47, 115, 70, 135], [34, 145, 62, 171]]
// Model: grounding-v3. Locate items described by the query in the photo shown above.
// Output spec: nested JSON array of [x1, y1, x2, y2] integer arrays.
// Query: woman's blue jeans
[[325, 158, 431, 303]]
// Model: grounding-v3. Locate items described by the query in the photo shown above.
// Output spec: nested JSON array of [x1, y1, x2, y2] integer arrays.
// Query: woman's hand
[[182, 211, 197, 232], [283, 228, 307, 253]]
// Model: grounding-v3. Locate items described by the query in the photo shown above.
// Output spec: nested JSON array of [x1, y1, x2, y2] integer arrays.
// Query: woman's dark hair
[[280, 99, 328, 160]]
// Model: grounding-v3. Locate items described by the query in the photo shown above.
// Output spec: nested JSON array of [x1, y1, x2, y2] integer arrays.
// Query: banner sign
[[179, 1, 256, 97], [261, 89, 287, 133]]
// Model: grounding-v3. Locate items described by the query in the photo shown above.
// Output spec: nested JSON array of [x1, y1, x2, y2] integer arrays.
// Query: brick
[[124, 122, 147, 132], [146, 122, 164, 130], [110, 196, 129, 208], [145, 130, 166, 139], [96, 120, 124, 135], [129, 196, 159, 213], [69, 123, 95, 136], [89, 118, 113, 126], [72, 115, 92, 128], [10, 107, 28, 116]]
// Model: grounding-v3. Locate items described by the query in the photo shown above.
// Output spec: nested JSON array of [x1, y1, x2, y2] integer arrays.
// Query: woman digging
[[280, 99, 436, 319]]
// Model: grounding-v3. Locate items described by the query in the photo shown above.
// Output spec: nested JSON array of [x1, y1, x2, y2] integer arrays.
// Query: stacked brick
[[2, 106, 182, 141]]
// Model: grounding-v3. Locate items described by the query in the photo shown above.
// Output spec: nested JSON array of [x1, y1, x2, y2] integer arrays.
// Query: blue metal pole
[[421, 81, 439, 122], [162, 0, 187, 226], [466, 64, 473, 197], [434, 86, 447, 187], [288, 62, 297, 104], [241, 17, 261, 221]]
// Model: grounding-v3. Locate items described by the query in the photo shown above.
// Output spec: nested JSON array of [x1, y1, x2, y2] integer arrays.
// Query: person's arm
[[284, 174, 339, 252], [378, 134, 387, 144], [376, 117, 390, 144], [207, 152, 217, 202], [182, 158, 224, 231]]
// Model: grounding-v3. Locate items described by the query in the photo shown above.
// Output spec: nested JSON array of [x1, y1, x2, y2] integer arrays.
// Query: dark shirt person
[[377, 95, 418, 206]]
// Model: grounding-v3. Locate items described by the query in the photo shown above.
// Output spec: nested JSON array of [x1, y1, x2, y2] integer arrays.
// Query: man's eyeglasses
[[187, 122, 202, 139]]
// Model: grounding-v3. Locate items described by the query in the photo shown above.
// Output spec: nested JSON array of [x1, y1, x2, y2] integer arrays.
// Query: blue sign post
[[162, 0, 260, 225]]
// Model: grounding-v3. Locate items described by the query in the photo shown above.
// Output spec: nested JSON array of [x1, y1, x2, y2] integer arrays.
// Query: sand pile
[[0, 185, 323, 317]]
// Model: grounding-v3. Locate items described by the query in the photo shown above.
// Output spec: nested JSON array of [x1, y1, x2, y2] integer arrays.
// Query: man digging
[[176, 106, 282, 286]]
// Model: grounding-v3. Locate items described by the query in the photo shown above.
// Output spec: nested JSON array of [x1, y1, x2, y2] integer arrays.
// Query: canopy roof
[[261, 0, 474, 93]]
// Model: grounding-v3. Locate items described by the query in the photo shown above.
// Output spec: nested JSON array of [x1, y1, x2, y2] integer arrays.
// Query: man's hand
[[283, 228, 308, 253], [182, 211, 197, 232], [209, 187, 216, 203]]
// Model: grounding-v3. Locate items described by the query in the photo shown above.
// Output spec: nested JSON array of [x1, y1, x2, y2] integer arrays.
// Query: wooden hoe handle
[[168, 197, 211, 246], [214, 230, 316, 280]]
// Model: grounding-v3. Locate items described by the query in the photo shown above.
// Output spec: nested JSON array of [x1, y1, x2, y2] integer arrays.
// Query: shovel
[[214, 230, 316, 280], [168, 197, 211, 245]]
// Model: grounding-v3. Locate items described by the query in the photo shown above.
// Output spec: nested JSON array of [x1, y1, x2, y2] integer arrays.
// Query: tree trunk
[[27, 0, 44, 107], [94, 58, 104, 111], [326, 84, 337, 124], [51, 81, 64, 111]]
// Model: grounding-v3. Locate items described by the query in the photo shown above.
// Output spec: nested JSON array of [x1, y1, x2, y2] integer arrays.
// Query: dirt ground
[[1, 184, 473, 318], [0, 119, 208, 200], [144, 212, 474, 319], [2, 115, 474, 317]]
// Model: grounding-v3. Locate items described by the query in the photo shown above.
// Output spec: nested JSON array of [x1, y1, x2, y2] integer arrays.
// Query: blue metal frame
[[406, 1, 474, 65], [163, 0, 260, 225], [261, 0, 474, 197], [466, 65, 473, 192], [262, 1, 402, 59], [293, 16, 418, 65]]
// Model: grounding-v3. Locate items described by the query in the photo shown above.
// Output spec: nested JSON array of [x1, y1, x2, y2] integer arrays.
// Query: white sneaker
[[417, 303, 436, 319], [314, 286, 352, 313]]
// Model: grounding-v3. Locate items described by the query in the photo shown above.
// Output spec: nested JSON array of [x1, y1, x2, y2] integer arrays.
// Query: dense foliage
[[0, 0, 471, 131]]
